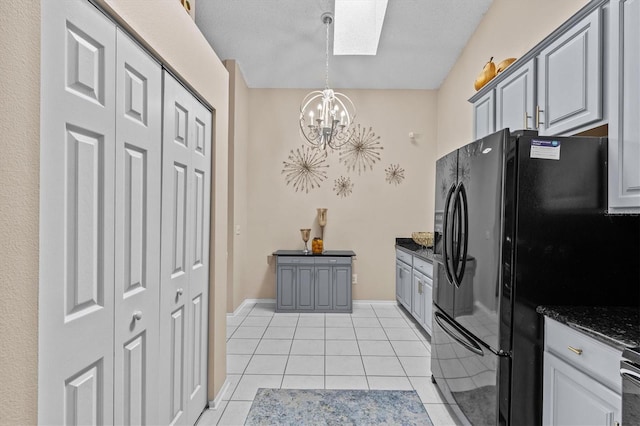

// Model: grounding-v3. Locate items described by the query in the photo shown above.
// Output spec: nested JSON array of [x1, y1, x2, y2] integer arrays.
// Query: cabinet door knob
[[133, 311, 143, 321], [567, 346, 583, 355], [177, 288, 184, 296]]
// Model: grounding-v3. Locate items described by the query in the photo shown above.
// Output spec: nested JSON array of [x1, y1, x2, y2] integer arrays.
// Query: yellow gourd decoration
[[474, 57, 497, 91], [496, 57, 517, 74], [180, 0, 191, 14]]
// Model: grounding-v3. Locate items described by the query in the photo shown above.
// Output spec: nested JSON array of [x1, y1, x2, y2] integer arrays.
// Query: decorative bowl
[[412, 232, 433, 248]]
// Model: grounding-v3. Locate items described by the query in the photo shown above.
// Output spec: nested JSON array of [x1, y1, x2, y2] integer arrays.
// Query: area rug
[[245, 388, 433, 426]]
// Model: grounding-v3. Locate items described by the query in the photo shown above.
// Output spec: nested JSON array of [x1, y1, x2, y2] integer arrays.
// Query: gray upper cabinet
[[495, 60, 536, 132], [536, 8, 603, 136], [470, 0, 637, 212], [473, 90, 495, 140], [608, 0, 640, 213]]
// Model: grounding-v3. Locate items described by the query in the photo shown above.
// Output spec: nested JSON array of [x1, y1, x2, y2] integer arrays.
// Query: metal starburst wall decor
[[339, 124, 383, 174], [385, 163, 405, 186], [281, 145, 329, 193], [333, 176, 354, 198]]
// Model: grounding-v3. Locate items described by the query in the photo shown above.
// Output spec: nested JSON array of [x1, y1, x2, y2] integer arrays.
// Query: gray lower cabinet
[[333, 266, 352, 312], [396, 248, 434, 336], [423, 276, 433, 335], [276, 255, 352, 313], [543, 352, 621, 426], [315, 265, 332, 310], [277, 265, 297, 310], [543, 318, 622, 426], [296, 265, 315, 311], [396, 260, 412, 311], [411, 269, 426, 325]]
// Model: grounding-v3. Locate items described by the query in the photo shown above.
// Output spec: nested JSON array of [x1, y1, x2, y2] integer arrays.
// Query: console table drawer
[[277, 256, 314, 265]]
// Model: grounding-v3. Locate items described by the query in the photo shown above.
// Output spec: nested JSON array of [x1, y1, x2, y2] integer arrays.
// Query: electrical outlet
[[352, 273, 358, 284]]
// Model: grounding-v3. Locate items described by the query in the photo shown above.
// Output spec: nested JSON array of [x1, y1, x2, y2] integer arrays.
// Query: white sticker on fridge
[[530, 139, 561, 160]]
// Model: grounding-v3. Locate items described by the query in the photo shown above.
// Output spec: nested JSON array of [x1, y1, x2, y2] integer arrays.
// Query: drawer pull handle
[[567, 346, 583, 355]]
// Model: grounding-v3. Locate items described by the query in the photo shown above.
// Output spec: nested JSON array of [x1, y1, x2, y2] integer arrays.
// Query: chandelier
[[299, 12, 356, 150]]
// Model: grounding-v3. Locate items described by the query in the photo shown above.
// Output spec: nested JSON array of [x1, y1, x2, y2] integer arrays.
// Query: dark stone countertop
[[395, 238, 434, 262], [273, 250, 356, 257], [537, 305, 640, 351]]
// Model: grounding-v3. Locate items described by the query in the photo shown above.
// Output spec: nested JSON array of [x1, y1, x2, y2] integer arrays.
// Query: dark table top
[[273, 250, 356, 257], [537, 305, 640, 351]]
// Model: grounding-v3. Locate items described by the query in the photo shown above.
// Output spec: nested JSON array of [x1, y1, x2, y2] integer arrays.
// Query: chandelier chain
[[325, 18, 330, 89]]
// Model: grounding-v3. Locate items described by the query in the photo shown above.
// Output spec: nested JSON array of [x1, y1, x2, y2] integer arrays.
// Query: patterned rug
[[245, 388, 433, 426]]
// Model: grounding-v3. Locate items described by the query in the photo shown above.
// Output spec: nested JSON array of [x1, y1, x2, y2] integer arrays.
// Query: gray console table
[[273, 250, 356, 313]]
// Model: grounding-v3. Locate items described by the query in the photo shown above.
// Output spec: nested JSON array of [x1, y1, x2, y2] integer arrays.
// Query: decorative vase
[[312, 237, 324, 254], [300, 229, 311, 254], [317, 208, 327, 248]]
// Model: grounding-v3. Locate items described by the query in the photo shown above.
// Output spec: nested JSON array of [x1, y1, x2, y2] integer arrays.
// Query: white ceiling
[[195, 0, 493, 90]]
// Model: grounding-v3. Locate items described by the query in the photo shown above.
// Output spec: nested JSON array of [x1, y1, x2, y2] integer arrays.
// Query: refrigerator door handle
[[455, 183, 469, 286], [450, 183, 464, 288], [443, 183, 456, 286], [434, 311, 484, 356]]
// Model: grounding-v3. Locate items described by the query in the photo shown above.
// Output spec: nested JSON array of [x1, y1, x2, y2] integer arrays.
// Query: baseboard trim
[[228, 298, 277, 317], [228, 298, 398, 317], [353, 299, 398, 305], [208, 378, 231, 410]]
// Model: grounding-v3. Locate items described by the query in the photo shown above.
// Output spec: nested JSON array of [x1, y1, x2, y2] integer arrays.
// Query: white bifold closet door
[[39, 1, 116, 423], [159, 71, 212, 426], [39, 1, 162, 424], [113, 28, 162, 426]]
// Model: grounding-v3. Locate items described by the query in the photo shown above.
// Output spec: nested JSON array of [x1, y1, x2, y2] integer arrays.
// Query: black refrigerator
[[430, 129, 640, 425]]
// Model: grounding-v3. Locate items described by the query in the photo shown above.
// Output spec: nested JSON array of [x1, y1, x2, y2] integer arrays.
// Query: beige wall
[[436, 0, 590, 157], [226, 60, 251, 313], [0, 1, 229, 423], [243, 89, 438, 302], [0, 3, 41, 425]]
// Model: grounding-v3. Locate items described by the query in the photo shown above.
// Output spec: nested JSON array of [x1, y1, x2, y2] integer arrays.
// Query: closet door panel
[[39, 1, 116, 424], [160, 71, 212, 425], [160, 72, 195, 426], [186, 103, 212, 425], [114, 28, 162, 426]]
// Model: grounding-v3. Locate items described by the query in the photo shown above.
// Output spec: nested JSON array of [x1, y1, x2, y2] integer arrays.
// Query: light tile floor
[[197, 301, 458, 426]]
